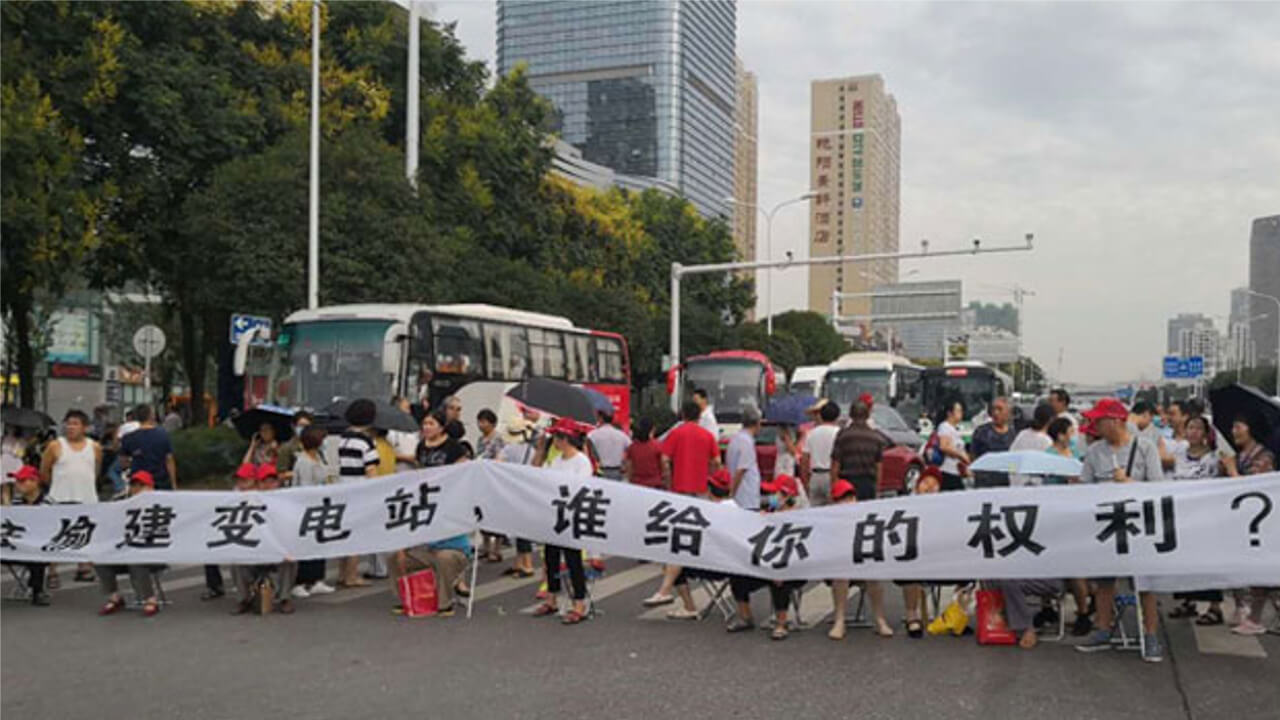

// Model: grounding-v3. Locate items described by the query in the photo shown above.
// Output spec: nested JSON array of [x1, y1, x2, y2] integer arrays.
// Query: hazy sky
[[431, 1, 1280, 385]]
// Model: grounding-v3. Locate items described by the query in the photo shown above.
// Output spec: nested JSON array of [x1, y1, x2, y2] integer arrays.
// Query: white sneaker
[[666, 607, 699, 620], [309, 581, 336, 595], [291, 585, 311, 599]]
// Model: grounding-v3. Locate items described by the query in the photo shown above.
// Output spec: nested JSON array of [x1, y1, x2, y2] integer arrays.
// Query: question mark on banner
[[1230, 492, 1273, 548]]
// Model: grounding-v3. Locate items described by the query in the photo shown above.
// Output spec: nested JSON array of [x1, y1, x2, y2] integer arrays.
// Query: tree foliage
[[2, 0, 756, 415]]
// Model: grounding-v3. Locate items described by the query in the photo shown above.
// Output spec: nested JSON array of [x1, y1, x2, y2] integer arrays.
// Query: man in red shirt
[[643, 402, 721, 616]]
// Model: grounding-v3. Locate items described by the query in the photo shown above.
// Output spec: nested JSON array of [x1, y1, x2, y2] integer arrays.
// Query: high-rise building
[[496, 1, 737, 218], [1167, 313, 1222, 377], [1227, 286, 1257, 372], [731, 58, 758, 264], [1248, 214, 1280, 367], [868, 280, 962, 361], [808, 74, 901, 319]]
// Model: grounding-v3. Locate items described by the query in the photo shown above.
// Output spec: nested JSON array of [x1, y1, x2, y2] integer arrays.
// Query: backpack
[[921, 430, 944, 467]]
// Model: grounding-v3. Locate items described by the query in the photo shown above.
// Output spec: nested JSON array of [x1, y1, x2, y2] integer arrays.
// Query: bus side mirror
[[666, 365, 681, 395]]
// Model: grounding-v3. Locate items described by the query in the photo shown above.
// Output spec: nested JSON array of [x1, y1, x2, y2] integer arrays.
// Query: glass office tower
[[497, 1, 736, 218]]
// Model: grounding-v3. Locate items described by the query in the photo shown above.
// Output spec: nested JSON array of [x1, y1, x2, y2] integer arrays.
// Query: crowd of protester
[[3, 386, 1277, 662]]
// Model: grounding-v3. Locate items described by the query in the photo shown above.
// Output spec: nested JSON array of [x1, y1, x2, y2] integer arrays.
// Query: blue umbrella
[[580, 387, 615, 415], [969, 450, 1082, 477], [764, 393, 818, 426]]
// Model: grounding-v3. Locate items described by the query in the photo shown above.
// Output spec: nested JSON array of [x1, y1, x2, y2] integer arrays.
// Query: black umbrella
[[505, 377, 597, 424], [233, 404, 297, 442], [318, 399, 418, 433], [1, 406, 55, 430], [1209, 383, 1280, 455]]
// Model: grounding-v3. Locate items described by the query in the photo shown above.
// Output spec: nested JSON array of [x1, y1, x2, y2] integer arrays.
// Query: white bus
[[820, 352, 924, 419], [243, 303, 632, 445]]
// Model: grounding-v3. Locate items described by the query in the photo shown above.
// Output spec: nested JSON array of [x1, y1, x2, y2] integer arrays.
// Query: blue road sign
[[1162, 355, 1204, 380], [230, 314, 272, 347]]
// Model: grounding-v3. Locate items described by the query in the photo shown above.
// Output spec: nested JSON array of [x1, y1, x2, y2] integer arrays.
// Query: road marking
[[519, 562, 663, 615], [1189, 598, 1267, 658]]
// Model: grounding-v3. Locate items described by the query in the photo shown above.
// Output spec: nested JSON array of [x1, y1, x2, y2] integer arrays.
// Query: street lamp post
[[723, 192, 818, 336], [1243, 289, 1280, 393], [307, 0, 320, 310]]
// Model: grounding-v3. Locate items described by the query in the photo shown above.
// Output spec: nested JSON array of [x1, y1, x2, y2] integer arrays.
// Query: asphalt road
[[3, 557, 1277, 720]]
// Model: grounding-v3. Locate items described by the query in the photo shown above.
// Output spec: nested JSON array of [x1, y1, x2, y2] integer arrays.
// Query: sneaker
[[666, 607, 699, 620], [1070, 615, 1094, 637], [725, 617, 755, 633], [1141, 634, 1164, 663], [1231, 619, 1267, 636], [291, 585, 312, 599], [309, 581, 336, 595], [1075, 629, 1113, 653]]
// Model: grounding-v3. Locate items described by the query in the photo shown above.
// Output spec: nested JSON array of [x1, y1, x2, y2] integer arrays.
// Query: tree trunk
[[11, 296, 36, 408], [180, 309, 206, 427]]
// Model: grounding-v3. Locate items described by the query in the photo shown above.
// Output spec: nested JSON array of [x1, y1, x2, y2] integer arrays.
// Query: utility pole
[[405, 0, 420, 188], [307, 0, 321, 310]]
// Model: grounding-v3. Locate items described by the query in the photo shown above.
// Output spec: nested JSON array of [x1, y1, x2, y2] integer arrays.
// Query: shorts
[[940, 472, 965, 492]]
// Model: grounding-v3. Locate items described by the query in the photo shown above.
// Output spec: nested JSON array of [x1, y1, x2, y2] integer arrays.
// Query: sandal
[[532, 602, 559, 617], [74, 569, 96, 583], [907, 619, 924, 639], [561, 609, 586, 625], [501, 567, 522, 577], [142, 599, 160, 617], [771, 625, 789, 641], [1195, 608, 1224, 626], [454, 584, 471, 598], [99, 597, 126, 616], [1168, 601, 1198, 619]]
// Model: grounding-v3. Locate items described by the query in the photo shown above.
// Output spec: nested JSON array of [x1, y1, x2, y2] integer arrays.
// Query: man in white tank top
[[40, 409, 102, 583]]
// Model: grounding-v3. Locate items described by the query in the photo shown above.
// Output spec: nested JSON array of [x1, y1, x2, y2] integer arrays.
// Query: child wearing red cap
[[5, 465, 53, 605]]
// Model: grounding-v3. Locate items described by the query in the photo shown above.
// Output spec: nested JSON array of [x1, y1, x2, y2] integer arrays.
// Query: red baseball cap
[[548, 417, 586, 438], [831, 479, 855, 501], [255, 463, 278, 481], [130, 470, 155, 487], [1082, 398, 1128, 422], [763, 474, 798, 497], [8, 465, 39, 483], [859, 392, 875, 409], [235, 463, 258, 480]]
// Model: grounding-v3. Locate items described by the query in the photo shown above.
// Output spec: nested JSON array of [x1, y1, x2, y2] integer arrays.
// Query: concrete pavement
[[3, 557, 1277, 720]]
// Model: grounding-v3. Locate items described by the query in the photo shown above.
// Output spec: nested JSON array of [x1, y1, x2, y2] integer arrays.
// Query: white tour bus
[[820, 352, 924, 419], [789, 365, 828, 396]]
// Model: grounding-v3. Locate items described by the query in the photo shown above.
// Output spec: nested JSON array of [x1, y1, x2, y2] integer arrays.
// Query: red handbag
[[397, 568, 438, 617], [976, 589, 1017, 645]]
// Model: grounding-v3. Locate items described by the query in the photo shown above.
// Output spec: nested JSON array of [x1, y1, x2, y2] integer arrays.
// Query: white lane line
[[519, 563, 663, 615]]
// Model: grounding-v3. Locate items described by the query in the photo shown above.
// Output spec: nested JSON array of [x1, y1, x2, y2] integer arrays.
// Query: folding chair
[[555, 550, 601, 620], [839, 583, 872, 629], [1109, 578, 1145, 653], [4, 563, 33, 602], [1032, 590, 1067, 642], [694, 576, 736, 622]]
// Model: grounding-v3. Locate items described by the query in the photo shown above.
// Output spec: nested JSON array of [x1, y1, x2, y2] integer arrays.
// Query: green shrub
[[171, 425, 247, 489]]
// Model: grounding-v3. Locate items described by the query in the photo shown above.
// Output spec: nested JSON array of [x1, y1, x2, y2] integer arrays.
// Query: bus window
[[595, 337, 625, 383], [432, 317, 482, 377], [529, 328, 565, 378], [483, 323, 530, 380], [566, 334, 594, 382]]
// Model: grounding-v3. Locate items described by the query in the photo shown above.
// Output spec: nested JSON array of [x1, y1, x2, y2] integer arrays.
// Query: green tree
[[765, 311, 848, 367]]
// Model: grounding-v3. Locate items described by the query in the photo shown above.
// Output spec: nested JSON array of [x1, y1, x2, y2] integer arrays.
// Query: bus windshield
[[923, 371, 996, 422], [824, 369, 890, 410], [685, 359, 765, 423], [274, 320, 393, 409]]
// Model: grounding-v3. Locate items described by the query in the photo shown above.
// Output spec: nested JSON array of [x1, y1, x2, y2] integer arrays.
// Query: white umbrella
[[969, 450, 1082, 477]]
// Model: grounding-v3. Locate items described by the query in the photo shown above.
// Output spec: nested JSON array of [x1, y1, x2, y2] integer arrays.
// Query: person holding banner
[[643, 402, 720, 611], [1075, 398, 1165, 662], [291, 425, 336, 598], [95, 471, 164, 618], [726, 473, 804, 640], [532, 419, 592, 624], [1226, 412, 1276, 637], [4, 465, 52, 606]]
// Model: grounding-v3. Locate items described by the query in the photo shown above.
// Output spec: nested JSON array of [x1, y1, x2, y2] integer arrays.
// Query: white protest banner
[[3, 463, 1277, 590]]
